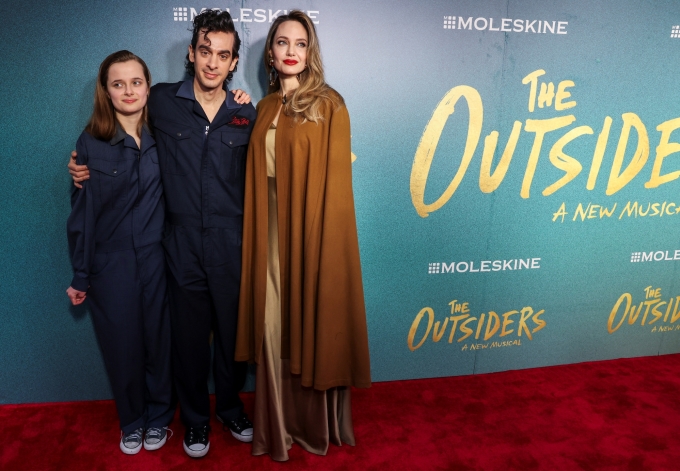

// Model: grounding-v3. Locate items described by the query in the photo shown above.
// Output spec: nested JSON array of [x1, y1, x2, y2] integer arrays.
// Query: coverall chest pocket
[[89, 158, 131, 209], [154, 121, 191, 176], [149, 147, 159, 164], [144, 148, 163, 198], [220, 132, 249, 183]]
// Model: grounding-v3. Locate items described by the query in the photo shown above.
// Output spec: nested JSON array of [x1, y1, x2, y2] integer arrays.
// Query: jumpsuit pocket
[[89, 252, 109, 278], [220, 132, 249, 183], [154, 120, 191, 176], [89, 158, 130, 209], [147, 148, 163, 198], [149, 147, 159, 164]]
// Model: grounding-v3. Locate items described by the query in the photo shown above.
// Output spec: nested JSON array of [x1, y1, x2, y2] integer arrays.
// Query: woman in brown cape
[[235, 10, 371, 461]]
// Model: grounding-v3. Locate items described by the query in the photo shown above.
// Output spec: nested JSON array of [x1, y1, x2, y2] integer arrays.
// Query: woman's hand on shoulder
[[231, 89, 251, 105], [68, 151, 90, 188]]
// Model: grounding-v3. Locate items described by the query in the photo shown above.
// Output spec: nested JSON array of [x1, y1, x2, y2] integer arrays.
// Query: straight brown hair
[[85, 50, 151, 140]]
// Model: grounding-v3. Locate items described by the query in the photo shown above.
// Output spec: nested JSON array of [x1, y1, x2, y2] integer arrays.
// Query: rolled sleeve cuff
[[70, 274, 89, 293]]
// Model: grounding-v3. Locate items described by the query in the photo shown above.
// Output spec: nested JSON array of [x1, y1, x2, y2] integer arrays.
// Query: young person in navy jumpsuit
[[68, 12, 256, 458], [66, 50, 173, 455]]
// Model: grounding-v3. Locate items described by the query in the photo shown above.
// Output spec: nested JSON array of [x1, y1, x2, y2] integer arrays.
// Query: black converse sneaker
[[218, 412, 254, 443], [120, 427, 144, 455], [144, 426, 171, 451], [183, 424, 210, 458]]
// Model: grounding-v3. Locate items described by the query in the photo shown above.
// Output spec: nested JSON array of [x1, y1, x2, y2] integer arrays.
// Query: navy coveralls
[[67, 127, 173, 434], [148, 80, 256, 427]]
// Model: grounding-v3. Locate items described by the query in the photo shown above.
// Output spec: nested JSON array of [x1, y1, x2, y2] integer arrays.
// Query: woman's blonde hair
[[264, 10, 343, 123], [85, 50, 151, 140]]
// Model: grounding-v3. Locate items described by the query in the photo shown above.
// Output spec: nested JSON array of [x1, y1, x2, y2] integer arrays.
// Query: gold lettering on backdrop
[[554, 80, 577, 111], [646, 118, 680, 188], [407, 307, 434, 352], [410, 69, 680, 217], [607, 287, 680, 334], [479, 121, 522, 193], [462, 339, 523, 350], [407, 300, 546, 351], [606, 113, 649, 195], [551, 200, 680, 223], [521, 115, 576, 198], [410, 86, 484, 218], [521, 69, 545, 112], [484, 311, 500, 340], [542, 126, 592, 196], [586, 117, 613, 190]]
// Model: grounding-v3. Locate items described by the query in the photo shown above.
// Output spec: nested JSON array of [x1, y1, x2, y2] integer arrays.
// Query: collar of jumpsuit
[[175, 79, 242, 110]]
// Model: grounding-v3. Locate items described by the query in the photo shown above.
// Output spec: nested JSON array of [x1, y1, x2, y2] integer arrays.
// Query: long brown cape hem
[[236, 92, 372, 391]]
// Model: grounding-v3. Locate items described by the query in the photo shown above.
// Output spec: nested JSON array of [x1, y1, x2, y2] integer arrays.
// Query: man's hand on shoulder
[[68, 151, 90, 189]]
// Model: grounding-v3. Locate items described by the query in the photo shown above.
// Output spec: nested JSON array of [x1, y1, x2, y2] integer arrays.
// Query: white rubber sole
[[230, 428, 254, 443], [143, 433, 167, 451], [216, 415, 253, 443], [183, 440, 210, 458], [120, 439, 142, 455]]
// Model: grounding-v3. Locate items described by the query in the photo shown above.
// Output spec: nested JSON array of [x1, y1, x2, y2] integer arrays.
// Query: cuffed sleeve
[[66, 134, 94, 293]]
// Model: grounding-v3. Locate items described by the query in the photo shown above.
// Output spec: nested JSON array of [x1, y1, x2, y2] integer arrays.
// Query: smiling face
[[106, 60, 149, 117], [269, 20, 308, 79], [189, 30, 238, 92]]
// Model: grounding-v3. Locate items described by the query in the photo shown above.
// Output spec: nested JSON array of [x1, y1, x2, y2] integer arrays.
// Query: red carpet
[[2, 354, 680, 470]]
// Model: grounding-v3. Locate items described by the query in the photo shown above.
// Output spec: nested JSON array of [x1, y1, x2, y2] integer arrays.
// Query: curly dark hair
[[184, 10, 241, 82]]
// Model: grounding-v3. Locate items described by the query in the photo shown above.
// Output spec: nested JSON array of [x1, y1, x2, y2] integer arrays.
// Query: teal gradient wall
[[2, 0, 680, 404]]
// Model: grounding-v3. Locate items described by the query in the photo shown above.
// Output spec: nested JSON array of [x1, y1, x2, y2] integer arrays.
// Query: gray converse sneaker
[[120, 427, 144, 455], [144, 427, 171, 451]]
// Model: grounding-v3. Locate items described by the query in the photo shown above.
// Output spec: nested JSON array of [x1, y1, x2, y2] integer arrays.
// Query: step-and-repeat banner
[[2, 0, 680, 403]]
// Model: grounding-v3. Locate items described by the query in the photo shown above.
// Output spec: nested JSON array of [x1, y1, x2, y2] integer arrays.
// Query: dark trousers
[[164, 225, 247, 428], [88, 243, 173, 434]]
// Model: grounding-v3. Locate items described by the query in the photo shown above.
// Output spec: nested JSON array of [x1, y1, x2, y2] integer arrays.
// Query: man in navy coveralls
[[70, 10, 256, 458], [150, 9, 256, 458]]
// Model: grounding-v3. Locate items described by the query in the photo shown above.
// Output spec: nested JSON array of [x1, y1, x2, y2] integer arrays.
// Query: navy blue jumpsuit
[[67, 127, 173, 434], [148, 80, 256, 428]]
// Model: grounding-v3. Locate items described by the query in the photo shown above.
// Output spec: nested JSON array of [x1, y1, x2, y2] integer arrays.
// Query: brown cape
[[235, 92, 371, 390]]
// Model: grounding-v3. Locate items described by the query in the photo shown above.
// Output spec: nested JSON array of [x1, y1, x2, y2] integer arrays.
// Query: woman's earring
[[268, 55, 278, 86]]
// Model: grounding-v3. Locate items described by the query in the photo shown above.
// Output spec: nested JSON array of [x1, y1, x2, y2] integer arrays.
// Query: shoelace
[[122, 428, 143, 446], [239, 416, 253, 429], [228, 416, 252, 432], [187, 426, 209, 443], [146, 427, 173, 443]]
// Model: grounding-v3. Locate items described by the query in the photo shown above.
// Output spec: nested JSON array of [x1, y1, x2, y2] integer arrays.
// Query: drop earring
[[268, 55, 277, 86]]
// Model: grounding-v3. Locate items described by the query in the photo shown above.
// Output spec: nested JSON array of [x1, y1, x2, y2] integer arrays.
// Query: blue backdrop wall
[[2, 0, 680, 404]]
